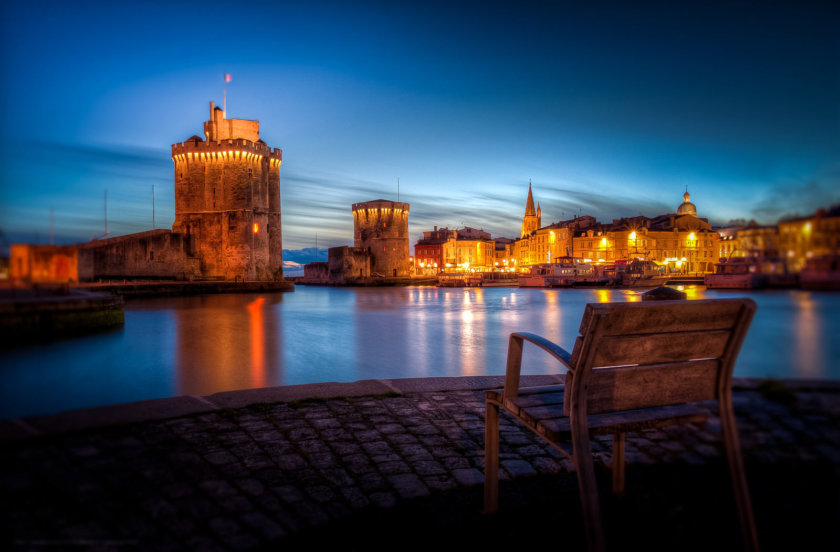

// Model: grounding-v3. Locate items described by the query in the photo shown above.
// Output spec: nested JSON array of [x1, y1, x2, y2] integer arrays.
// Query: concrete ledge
[[205, 380, 397, 409], [22, 396, 218, 437]]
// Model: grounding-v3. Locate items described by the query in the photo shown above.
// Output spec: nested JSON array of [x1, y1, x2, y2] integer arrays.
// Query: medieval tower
[[352, 199, 410, 277], [171, 102, 283, 281], [521, 181, 541, 237]]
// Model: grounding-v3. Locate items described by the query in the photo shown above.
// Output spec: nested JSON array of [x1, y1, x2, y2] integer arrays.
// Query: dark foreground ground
[[2, 376, 838, 551]]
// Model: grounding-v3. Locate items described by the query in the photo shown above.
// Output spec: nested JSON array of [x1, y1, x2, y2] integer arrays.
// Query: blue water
[[2, 285, 838, 419]]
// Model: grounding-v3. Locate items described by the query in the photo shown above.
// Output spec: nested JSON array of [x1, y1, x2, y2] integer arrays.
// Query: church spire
[[525, 180, 536, 216]]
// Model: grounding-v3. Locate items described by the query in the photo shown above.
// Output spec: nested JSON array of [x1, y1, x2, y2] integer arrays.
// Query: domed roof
[[677, 190, 697, 216]]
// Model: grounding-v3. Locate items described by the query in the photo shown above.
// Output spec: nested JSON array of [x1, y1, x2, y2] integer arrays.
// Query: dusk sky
[[1, 0, 837, 258]]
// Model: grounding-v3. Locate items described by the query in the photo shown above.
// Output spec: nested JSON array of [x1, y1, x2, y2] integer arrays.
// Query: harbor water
[[2, 285, 838, 419]]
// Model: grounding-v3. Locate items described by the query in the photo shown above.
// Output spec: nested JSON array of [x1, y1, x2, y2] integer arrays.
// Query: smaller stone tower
[[352, 199, 410, 277]]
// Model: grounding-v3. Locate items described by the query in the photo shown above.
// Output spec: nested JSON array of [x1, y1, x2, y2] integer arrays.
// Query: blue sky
[[1, 0, 837, 254]]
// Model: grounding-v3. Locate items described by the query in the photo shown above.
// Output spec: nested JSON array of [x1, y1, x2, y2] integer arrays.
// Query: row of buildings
[[8, 103, 837, 285], [412, 183, 839, 276]]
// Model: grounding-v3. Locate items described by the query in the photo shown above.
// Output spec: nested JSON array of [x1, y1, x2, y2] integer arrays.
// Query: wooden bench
[[484, 298, 759, 552]]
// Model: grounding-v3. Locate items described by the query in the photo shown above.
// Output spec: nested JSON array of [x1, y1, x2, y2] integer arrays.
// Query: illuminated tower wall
[[352, 199, 410, 277], [171, 102, 283, 281]]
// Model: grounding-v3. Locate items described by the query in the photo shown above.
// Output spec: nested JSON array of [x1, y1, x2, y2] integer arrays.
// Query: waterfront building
[[442, 227, 495, 272], [414, 227, 451, 274], [9, 244, 78, 283], [414, 226, 496, 273], [510, 187, 719, 274], [777, 205, 840, 271]]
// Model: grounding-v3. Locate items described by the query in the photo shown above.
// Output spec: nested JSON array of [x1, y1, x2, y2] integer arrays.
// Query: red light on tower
[[253, 223, 259, 234]]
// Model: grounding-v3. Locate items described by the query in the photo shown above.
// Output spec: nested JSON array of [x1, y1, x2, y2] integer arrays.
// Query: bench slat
[[577, 359, 718, 414], [537, 404, 710, 441], [578, 299, 747, 336], [590, 330, 730, 367]]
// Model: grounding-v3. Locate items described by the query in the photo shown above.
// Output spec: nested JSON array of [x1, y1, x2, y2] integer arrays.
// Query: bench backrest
[[563, 298, 756, 416]]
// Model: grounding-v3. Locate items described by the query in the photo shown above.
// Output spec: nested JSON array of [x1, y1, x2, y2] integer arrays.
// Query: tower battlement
[[171, 138, 282, 166]]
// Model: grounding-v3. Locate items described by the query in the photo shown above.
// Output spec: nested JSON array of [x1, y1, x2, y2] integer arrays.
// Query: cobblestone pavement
[[2, 377, 839, 552]]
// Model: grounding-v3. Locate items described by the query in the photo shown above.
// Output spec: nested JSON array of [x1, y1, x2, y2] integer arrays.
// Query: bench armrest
[[504, 332, 574, 399]]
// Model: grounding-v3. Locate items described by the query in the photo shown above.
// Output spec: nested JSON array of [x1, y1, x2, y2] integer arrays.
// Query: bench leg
[[612, 431, 626, 496], [484, 399, 500, 514], [720, 395, 760, 552], [571, 423, 605, 552]]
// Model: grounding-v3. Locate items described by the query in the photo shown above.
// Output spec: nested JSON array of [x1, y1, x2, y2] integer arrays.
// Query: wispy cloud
[[750, 168, 840, 223]]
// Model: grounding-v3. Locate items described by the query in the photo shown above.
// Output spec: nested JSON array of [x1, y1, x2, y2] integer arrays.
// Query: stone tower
[[521, 181, 541, 237], [352, 199, 410, 277], [171, 102, 283, 281]]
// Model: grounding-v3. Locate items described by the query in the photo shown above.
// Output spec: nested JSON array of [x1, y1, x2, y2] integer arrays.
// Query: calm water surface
[[2, 286, 838, 419]]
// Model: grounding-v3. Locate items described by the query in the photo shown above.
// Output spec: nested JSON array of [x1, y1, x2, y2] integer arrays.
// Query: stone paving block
[[289, 501, 331, 527], [205, 450, 237, 466], [413, 460, 447, 476], [452, 467, 484, 486], [271, 484, 305, 503], [240, 509, 287, 541], [305, 484, 337, 503], [274, 453, 308, 471], [369, 491, 398, 508], [423, 474, 458, 491], [184, 535, 227, 552], [501, 459, 538, 477], [341, 454, 375, 475], [388, 473, 430, 499], [378, 460, 412, 475], [341, 486, 371, 509], [235, 478, 265, 497], [353, 429, 382, 442]]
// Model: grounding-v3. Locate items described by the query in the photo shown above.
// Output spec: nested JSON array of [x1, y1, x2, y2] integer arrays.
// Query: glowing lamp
[[629, 231, 636, 240], [253, 223, 259, 234]]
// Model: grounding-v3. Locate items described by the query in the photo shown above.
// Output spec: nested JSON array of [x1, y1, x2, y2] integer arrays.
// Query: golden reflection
[[175, 294, 281, 396], [595, 289, 611, 303], [541, 291, 562, 361], [459, 289, 486, 376], [681, 285, 704, 300], [622, 290, 642, 302], [247, 297, 267, 387], [793, 292, 822, 378]]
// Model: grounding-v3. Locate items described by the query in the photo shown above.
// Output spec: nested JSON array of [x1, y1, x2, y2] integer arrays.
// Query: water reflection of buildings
[[793, 292, 823, 379], [175, 294, 283, 396], [354, 289, 412, 381]]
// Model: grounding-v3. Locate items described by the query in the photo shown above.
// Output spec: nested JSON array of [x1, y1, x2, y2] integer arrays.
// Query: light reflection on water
[[1, 286, 838, 419]]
